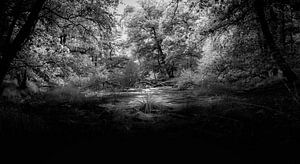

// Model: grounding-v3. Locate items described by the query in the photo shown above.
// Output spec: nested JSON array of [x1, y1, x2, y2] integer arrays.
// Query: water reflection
[[86, 86, 225, 111]]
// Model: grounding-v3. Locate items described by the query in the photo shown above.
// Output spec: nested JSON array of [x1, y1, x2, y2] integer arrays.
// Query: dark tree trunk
[[166, 68, 174, 79], [151, 27, 167, 76], [166, 61, 175, 79], [254, 0, 298, 99], [18, 69, 28, 90], [0, 0, 46, 91], [0, 47, 17, 85]]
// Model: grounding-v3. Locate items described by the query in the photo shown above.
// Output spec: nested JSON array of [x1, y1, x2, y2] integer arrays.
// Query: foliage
[[175, 69, 200, 90], [0, 0, 121, 93], [121, 60, 140, 88], [123, 0, 202, 79], [188, 0, 300, 89], [136, 92, 156, 113], [1, 0, 300, 95], [135, 90, 165, 114], [45, 85, 84, 103]]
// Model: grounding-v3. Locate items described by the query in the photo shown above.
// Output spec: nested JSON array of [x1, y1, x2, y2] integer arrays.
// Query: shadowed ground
[[1, 80, 300, 163]]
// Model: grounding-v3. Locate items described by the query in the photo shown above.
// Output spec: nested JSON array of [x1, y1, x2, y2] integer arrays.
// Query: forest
[[1, 0, 300, 163]]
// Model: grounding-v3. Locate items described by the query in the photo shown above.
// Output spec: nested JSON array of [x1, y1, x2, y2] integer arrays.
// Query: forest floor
[[1, 80, 300, 163]]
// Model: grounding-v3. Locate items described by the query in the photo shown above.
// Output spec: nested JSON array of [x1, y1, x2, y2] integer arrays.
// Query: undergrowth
[[1, 75, 300, 148], [136, 92, 156, 113], [43, 85, 85, 104]]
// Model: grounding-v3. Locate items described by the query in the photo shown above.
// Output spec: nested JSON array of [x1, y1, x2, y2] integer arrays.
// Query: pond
[[84, 86, 225, 112]]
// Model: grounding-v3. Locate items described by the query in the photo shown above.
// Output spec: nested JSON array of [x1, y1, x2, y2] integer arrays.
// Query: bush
[[136, 93, 156, 113], [84, 76, 108, 91], [68, 70, 109, 91], [175, 69, 237, 95], [0, 79, 41, 102], [68, 76, 90, 88], [45, 85, 84, 103], [175, 69, 202, 90]]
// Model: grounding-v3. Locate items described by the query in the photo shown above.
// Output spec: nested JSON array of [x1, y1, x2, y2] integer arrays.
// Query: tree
[[0, 0, 120, 92], [253, 0, 298, 98], [0, 0, 47, 90], [187, 0, 298, 92], [123, 0, 202, 79], [123, 0, 169, 78]]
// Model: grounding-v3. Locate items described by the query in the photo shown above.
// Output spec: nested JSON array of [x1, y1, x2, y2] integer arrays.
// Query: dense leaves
[[0, 0, 299, 93]]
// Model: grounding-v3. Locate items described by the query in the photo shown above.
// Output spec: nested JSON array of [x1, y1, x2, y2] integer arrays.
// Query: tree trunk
[[254, 0, 298, 100], [151, 27, 167, 76], [0, 47, 17, 86], [18, 69, 28, 89], [0, 0, 46, 91]]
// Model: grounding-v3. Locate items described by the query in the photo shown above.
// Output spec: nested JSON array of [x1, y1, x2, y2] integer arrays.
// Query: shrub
[[136, 93, 156, 113], [134, 90, 167, 114], [121, 60, 140, 88], [84, 76, 108, 91], [0, 79, 20, 100], [0, 79, 40, 102], [68, 76, 90, 88], [68, 71, 109, 91], [45, 85, 84, 103], [175, 69, 202, 90], [175, 69, 237, 95]]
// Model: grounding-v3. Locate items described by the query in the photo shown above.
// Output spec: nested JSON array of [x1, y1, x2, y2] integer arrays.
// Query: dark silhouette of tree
[[0, 0, 119, 93], [253, 0, 298, 99], [0, 0, 47, 91]]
